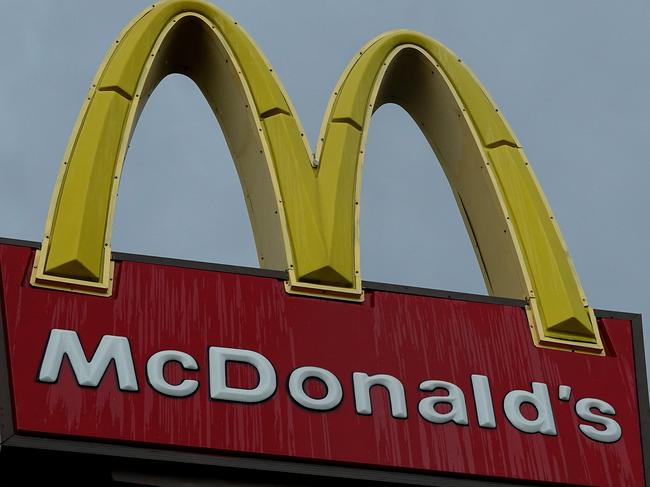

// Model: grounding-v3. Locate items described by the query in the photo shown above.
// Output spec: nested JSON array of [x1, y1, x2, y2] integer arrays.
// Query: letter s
[[575, 398, 622, 443]]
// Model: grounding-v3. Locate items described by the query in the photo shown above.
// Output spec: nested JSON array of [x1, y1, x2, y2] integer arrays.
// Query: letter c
[[147, 350, 199, 397]]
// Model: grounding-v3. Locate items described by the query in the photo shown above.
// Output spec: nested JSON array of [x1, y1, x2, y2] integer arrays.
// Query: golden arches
[[31, 0, 602, 352], [33, 1, 296, 291], [315, 33, 601, 350]]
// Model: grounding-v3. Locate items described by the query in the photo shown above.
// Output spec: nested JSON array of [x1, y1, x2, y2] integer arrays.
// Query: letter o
[[288, 366, 343, 411]]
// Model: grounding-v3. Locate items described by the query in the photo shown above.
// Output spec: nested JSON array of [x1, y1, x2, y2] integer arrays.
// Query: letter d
[[504, 382, 557, 435], [209, 347, 276, 403]]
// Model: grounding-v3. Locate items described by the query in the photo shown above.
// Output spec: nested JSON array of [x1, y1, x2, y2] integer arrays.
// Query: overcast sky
[[1, 1, 649, 368]]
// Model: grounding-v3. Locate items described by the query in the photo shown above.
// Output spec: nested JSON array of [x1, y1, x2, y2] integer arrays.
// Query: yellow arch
[[31, 0, 602, 352]]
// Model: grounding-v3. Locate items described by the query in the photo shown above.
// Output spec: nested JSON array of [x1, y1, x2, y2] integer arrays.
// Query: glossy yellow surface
[[33, 0, 602, 352]]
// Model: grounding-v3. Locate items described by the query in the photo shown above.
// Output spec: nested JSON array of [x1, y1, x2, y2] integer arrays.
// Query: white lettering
[[353, 372, 407, 418], [471, 374, 496, 428], [38, 329, 138, 391], [575, 398, 622, 443], [289, 366, 342, 411], [504, 382, 557, 435], [147, 350, 198, 397], [209, 347, 276, 402], [37, 331, 623, 445], [418, 380, 468, 425]]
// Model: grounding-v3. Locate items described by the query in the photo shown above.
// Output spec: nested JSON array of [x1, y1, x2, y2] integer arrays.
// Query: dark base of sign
[[1, 434, 538, 486]]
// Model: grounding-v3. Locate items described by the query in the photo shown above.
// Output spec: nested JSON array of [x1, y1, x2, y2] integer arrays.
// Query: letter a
[[418, 380, 468, 425]]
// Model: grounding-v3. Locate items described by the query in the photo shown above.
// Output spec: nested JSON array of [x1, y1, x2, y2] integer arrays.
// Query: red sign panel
[[0, 241, 648, 485]]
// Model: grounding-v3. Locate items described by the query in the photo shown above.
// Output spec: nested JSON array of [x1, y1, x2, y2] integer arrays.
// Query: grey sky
[[1, 1, 649, 367]]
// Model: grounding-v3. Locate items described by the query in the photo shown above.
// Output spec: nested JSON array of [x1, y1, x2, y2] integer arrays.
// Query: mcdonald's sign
[[0, 1, 648, 485]]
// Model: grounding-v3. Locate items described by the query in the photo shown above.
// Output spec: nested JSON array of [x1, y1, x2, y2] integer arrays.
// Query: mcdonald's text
[[38, 328, 622, 444]]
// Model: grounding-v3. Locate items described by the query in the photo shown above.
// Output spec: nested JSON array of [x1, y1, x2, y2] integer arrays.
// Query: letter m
[[38, 329, 138, 391]]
